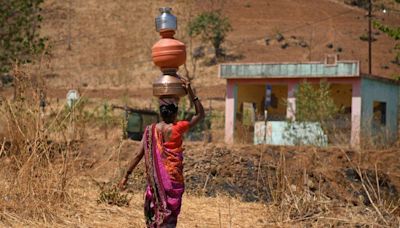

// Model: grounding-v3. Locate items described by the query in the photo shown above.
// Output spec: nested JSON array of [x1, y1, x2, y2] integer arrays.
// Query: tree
[[0, 0, 47, 73], [372, 1, 400, 66], [294, 81, 339, 123], [188, 11, 232, 59], [284, 81, 340, 146]]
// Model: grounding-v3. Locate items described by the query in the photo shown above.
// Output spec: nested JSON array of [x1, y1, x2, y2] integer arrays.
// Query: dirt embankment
[[82, 139, 400, 211]]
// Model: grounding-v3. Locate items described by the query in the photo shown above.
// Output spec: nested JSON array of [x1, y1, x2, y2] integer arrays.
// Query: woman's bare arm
[[184, 83, 205, 128], [118, 138, 145, 190]]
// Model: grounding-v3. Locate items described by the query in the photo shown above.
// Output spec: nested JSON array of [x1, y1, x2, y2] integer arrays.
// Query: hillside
[[35, 0, 399, 96]]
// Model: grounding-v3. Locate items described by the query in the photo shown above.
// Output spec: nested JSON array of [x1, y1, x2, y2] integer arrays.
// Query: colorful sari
[[143, 122, 189, 227]]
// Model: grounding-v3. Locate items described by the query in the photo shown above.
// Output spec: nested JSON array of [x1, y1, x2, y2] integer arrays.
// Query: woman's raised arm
[[184, 82, 205, 128]]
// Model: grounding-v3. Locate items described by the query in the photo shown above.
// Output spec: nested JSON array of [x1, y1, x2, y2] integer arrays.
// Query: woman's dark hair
[[160, 104, 178, 123]]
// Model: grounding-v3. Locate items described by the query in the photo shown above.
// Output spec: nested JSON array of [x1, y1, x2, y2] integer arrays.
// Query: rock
[[0, 74, 13, 87], [299, 41, 308, 48], [264, 36, 270, 46], [210, 167, 218, 176], [381, 64, 389, 70], [276, 33, 284, 42], [344, 168, 360, 182], [335, 47, 343, 52], [307, 180, 315, 189]]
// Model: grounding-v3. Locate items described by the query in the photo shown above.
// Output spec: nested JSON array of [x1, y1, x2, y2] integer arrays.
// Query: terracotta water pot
[[151, 36, 186, 70]]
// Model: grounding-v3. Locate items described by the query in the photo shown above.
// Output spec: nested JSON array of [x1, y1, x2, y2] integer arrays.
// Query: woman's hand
[[118, 177, 128, 191], [181, 79, 204, 128], [180, 77, 191, 94]]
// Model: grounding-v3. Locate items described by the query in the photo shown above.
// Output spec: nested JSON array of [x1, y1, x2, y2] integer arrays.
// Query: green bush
[[284, 81, 341, 146], [0, 0, 48, 73], [294, 81, 339, 123]]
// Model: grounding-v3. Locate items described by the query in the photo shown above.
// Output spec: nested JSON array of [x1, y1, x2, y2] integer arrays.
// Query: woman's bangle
[[193, 96, 199, 102]]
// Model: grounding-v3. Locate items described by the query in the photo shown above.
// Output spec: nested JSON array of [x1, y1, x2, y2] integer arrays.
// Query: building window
[[373, 101, 386, 126]]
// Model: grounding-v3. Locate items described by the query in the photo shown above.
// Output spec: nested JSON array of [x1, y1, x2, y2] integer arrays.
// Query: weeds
[[265, 151, 400, 226], [0, 66, 77, 222], [97, 185, 131, 207]]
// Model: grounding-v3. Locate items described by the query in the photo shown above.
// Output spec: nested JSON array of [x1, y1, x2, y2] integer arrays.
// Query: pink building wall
[[225, 81, 237, 143]]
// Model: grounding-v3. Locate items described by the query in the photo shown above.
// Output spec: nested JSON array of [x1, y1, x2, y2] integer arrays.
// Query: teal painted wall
[[361, 77, 399, 141], [254, 121, 328, 146]]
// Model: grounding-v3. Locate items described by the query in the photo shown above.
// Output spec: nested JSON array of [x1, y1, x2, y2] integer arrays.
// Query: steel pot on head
[[155, 7, 177, 32], [153, 71, 186, 98]]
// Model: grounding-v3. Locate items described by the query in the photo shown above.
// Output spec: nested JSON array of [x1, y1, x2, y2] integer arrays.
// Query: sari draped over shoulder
[[143, 121, 189, 228]]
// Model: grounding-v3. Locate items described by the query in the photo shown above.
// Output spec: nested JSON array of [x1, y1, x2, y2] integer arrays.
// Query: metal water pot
[[155, 7, 177, 32], [153, 70, 186, 98]]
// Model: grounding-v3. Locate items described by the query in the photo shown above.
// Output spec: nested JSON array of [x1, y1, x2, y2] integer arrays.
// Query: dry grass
[[0, 68, 399, 227], [1, 93, 398, 227], [0, 66, 78, 223], [0, 176, 268, 227], [1, 173, 398, 227]]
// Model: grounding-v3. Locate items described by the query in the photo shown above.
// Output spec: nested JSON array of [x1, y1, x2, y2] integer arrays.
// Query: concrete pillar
[[286, 81, 297, 120], [398, 87, 400, 142], [225, 81, 237, 143], [351, 80, 362, 147]]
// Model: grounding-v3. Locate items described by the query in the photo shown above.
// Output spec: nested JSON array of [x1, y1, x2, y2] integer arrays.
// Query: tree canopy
[[188, 11, 232, 59], [0, 0, 47, 73]]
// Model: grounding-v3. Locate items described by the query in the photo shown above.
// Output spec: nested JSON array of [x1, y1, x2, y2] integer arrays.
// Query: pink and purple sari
[[143, 124, 185, 227]]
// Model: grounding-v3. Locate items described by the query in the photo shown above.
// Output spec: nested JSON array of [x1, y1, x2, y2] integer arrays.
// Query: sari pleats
[[144, 124, 184, 228]]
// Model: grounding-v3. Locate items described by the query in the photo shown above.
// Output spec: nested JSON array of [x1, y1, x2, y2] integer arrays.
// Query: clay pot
[[152, 36, 186, 70], [153, 74, 186, 98]]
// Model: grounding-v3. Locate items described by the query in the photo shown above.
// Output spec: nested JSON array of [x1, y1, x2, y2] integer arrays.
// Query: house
[[220, 57, 400, 147]]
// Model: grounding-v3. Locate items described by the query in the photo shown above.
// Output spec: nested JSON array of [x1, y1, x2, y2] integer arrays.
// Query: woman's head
[[159, 98, 179, 123]]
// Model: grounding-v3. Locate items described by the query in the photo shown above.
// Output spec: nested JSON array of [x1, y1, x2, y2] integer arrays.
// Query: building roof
[[219, 60, 360, 79], [219, 59, 400, 85]]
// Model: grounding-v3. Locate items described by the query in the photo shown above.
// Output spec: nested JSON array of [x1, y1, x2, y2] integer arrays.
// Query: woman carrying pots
[[119, 80, 205, 227]]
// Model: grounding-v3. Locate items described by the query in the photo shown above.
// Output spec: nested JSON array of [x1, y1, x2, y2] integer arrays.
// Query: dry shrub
[[0, 67, 76, 222], [266, 146, 400, 226], [97, 184, 131, 207], [234, 122, 253, 144]]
